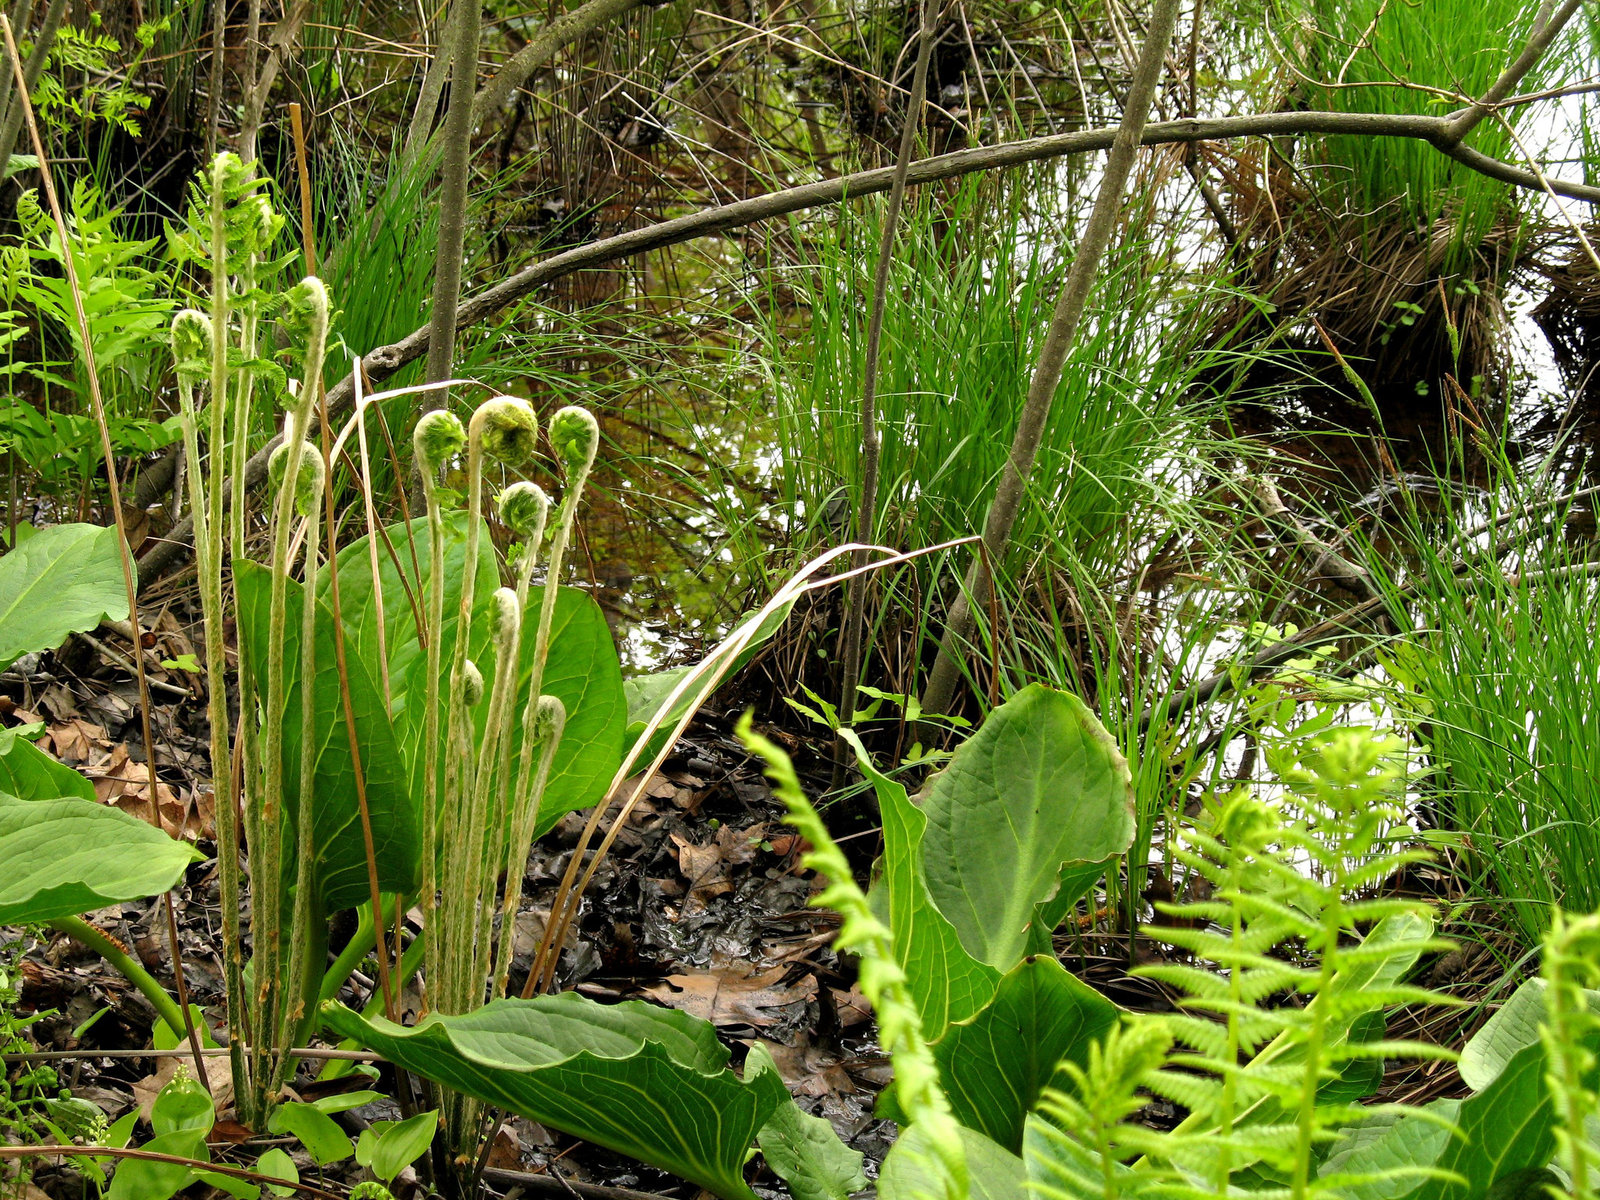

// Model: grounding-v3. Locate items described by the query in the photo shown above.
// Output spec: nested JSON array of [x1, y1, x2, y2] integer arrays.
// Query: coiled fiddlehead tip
[[208, 151, 247, 194], [533, 694, 567, 743], [491, 587, 521, 644], [460, 659, 485, 706], [170, 309, 211, 382], [496, 481, 550, 539], [267, 441, 325, 518], [282, 276, 331, 345], [415, 409, 468, 475], [474, 396, 540, 467], [548, 405, 600, 476]]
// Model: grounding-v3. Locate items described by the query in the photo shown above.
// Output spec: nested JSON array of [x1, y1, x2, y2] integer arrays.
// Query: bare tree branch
[[237, 0, 310, 163], [424, 0, 481, 385], [403, 0, 464, 164], [918, 0, 1186, 717], [470, 0, 648, 127], [1437, 0, 1584, 147], [134, 106, 1600, 587]]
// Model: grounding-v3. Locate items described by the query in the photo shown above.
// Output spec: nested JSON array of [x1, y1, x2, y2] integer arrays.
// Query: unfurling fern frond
[[1129, 727, 1461, 1199], [1029, 1017, 1178, 1200], [1541, 910, 1600, 1200], [737, 713, 967, 1200]]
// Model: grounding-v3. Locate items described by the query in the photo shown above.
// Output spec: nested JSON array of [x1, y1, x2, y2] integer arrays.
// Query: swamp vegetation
[[4, 0, 1600, 1196]]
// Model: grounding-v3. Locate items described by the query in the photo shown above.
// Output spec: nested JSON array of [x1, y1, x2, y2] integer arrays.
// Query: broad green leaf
[[513, 586, 627, 835], [105, 1128, 205, 1200], [152, 1004, 218, 1051], [151, 1074, 214, 1137], [931, 956, 1118, 1153], [236, 559, 420, 910], [1321, 1021, 1600, 1200], [324, 993, 790, 1200], [0, 791, 200, 924], [307, 1088, 383, 1114], [255, 1146, 299, 1197], [879, 1124, 1021, 1200], [624, 665, 691, 756], [42, 1094, 105, 1141], [321, 511, 496, 713], [268, 1101, 355, 1166], [919, 684, 1135, 970], [395, 583, 626, 836], [0, 522, 129, 671], [1415, 1027, 1600, 1200], [849, 733, 999, 1037], [0, 725, 94, 801], [195, 1168, 257, 1200], [746, 1042, 866, 1200], [1318, 1008, 1388, 1104], [353, 1110, 439, 1183], [1314, 1101, 1460, 1200], [1459, 978, 1600, 1091], [340, 513, 626, 834]]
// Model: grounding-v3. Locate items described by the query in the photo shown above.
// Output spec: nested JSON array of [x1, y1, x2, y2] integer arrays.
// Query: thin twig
[[1, 1047, 384, 1062], [0, 1146, 343, 1199], [1435, 0, 1584, 148], [134, 104, 1600, 589], [238, 0, 310, 162]]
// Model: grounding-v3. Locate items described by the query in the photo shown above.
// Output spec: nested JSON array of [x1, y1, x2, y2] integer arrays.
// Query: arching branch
[[135, 107, 1600, 587]]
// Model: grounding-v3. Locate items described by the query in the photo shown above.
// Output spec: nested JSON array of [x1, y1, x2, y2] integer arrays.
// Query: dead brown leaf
[[749, 1036, 858, 1098], [671, 832, 734, 906], [830, 985, 872, 1029], [671, 822, 775, 910], [131, 1057, 181, 1123], [486, 1123, 522, 1170], [88, 744, 207, 840], [643, 964, 816, 1028], [44, 717, 106, 762]]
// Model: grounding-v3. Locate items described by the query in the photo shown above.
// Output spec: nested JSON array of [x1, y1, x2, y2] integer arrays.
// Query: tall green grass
[[1284, 0, 1573, 258], [1370, 473, 1600, 946], [763, 175, 1217, 594], [746, 172, 1285, 917]]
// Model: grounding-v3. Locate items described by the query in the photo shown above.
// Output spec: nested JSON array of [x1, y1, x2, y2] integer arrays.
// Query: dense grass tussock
[[1376, 484, 1600, 946], [762, 178, 1232, 591], [1282, 0, 1569, 258]]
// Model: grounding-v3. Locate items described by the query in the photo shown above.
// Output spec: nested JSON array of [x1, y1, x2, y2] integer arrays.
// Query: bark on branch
[[1437, 0, 1584, 148], [470, 0, 648, 127], [916, 0, 1185, 716], [134, 106, 1600, 588]]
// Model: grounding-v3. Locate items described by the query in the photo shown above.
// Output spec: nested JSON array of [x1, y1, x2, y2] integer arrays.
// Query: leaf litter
[[5, 619, 896, 1195]]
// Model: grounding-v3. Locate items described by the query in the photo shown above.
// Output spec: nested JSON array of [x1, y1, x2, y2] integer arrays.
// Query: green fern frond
[[1540, 909, 1600, 1200], [737, 715, 966, 1200]]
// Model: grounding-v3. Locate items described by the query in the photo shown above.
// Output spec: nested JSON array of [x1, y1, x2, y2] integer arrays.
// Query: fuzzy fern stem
[[198, 155, 252, 1120], [259, 278, 329, 1106], [738, 717, 966, 1200]]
